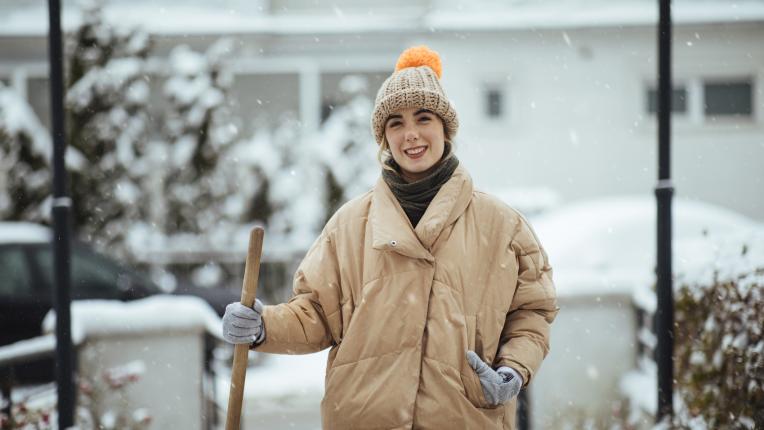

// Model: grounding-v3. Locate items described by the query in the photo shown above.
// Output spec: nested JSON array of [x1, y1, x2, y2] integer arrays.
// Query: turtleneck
[[382, 151, 459, 228]]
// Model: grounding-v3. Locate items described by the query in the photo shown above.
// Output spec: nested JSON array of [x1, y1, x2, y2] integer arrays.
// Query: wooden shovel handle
[[225, 227, 265, 430]]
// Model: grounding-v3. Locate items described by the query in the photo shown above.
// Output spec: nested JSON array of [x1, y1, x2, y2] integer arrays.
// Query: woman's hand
[[466, 350, 523, 406], [222, 300, 265, 345]]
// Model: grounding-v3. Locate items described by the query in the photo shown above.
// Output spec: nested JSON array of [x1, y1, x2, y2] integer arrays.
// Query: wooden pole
[[225, 227, 265, 430]]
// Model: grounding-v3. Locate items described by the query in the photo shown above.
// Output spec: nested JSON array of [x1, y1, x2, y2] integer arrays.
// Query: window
[[27, 76, 51, 129], [485, 87, 504, 119], [704, 79, 752, 117], [34, 246, 122, 299], [646, 86, 687, 114], [0, 248, 32, 296], [643, 76, 757, 126]]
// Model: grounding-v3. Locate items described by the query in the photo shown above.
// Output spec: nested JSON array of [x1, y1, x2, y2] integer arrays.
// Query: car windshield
[[32, 244, 161, 298]]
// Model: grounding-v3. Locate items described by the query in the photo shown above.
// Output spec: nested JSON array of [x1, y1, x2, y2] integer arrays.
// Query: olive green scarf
[[382, 151, 459, 228]]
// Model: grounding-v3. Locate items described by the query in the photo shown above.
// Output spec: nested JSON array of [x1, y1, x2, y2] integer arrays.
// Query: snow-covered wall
[[42, 296, 222, 430]]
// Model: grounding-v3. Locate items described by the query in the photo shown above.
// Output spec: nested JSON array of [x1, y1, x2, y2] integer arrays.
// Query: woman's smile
[[404, 145, 427, 159]]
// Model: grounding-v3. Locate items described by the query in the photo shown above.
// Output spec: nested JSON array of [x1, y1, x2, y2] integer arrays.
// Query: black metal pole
[[517, 388, 530, 430], [47, 0, 75, 428], [655, 0, 674, 422]]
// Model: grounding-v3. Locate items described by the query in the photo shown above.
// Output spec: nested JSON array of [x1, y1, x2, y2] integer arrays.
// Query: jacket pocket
[[460, 315, 499, 409], [461, 368, 494, 409]]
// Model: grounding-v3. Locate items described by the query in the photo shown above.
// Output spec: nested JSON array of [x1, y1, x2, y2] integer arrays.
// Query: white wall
[[77, 330, 208, 430], [531, 293, 637, 429], [426, 23, 764, 220]]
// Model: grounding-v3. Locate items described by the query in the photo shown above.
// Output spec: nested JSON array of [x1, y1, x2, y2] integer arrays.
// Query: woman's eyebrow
[[414, 109, 434, 116]]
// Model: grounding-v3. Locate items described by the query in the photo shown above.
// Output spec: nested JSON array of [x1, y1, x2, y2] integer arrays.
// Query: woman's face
[[384, 107, 446, 182]]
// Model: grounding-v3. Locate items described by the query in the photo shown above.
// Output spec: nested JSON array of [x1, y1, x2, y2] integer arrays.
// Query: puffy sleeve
[[494, 216, 559, 387], [252, 227, 343, 354]]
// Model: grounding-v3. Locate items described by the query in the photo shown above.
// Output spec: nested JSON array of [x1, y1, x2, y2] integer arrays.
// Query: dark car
[[0, 222, 240, 382]]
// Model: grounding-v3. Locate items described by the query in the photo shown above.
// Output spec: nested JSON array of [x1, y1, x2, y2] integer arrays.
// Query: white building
[[2, 0, 762, 221]]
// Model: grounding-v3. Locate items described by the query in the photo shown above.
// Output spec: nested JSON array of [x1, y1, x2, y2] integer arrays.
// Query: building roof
[[2, 0, 763, 37]]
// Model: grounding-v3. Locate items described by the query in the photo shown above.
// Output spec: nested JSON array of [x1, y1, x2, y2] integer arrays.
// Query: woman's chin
[[400, 160, 438, 181]]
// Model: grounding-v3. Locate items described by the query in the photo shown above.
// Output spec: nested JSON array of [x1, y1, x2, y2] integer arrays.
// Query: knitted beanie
[[371, 45, 459, 146]]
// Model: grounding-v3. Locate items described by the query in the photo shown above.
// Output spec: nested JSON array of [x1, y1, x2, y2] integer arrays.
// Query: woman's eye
[[419, 117, 431, 122], [388, 122, 401, 128]]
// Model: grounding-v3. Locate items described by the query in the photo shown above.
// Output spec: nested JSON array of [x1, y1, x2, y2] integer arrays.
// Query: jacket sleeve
[[252, 227, 343, 354], [494, 217, 559, 387]]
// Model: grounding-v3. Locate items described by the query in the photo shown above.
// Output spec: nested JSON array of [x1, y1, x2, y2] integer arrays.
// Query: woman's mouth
[[404, 146, 427, 159]]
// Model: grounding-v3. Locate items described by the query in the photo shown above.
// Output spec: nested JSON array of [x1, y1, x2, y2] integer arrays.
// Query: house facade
[[1, 0, 762, 222]]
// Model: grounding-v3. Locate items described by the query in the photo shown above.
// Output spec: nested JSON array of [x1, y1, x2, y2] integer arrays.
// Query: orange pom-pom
[[394, 45, 443, 79]]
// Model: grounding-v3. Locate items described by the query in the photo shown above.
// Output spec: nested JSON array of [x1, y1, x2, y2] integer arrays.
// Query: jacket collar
[[370, 165, 473, 261]]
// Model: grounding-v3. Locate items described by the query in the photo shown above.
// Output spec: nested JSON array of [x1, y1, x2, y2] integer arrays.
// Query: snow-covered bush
[[233, 75, 376, 257], [234, 113, 327, 258], [0, 361, 150, 430], [0, 83, 53, 223], [162, 39, 241, 238], [622, 230, 764, 429], [670, 249, 763, 427], [315, 74, 378, 223], [65, 0, 154, 258]]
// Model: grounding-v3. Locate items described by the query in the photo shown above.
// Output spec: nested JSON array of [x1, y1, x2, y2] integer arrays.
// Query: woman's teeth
[[405, 147, 426, 155]]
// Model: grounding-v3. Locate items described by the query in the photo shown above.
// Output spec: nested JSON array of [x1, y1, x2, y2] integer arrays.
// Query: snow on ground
[[217, 350, 329, 408], [216, 349, 328, 429]]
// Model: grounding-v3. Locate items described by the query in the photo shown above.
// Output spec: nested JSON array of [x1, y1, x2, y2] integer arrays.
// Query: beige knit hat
[[371, 45, 459, 146]]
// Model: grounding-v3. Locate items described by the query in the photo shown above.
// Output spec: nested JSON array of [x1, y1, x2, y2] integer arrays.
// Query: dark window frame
[[646, 85, 688, 115], [703, 78, 753, 118], [485, 86, 504, 119]]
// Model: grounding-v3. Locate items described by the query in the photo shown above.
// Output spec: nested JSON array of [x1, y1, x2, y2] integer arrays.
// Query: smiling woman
[[383, 107, 447, 182], [222, 45, 559, 430]]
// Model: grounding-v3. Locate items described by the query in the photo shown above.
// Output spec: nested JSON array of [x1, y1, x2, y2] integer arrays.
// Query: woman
[[223, 45, 559, 429]]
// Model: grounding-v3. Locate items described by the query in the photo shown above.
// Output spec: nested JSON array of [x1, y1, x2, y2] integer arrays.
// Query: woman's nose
[[405, 129, 418, 142]]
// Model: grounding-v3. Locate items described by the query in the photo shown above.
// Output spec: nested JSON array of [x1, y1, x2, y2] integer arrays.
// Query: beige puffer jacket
[[254, 165, 559, 429]]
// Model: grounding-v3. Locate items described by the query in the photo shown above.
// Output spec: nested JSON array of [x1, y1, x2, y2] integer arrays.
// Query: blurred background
[[0, 0, 762, 429]]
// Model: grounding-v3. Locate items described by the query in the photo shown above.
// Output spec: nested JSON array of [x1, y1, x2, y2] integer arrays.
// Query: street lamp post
[[655, 0, 675, 423], [47, 0, 75, 428]]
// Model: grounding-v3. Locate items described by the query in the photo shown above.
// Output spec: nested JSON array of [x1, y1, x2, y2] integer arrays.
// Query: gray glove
[[466, 350, 523, 406], [222, 300, 265, 345]]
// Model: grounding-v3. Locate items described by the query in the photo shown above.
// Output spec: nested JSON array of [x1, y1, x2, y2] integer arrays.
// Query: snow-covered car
[[0, 222, 240, 382]]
